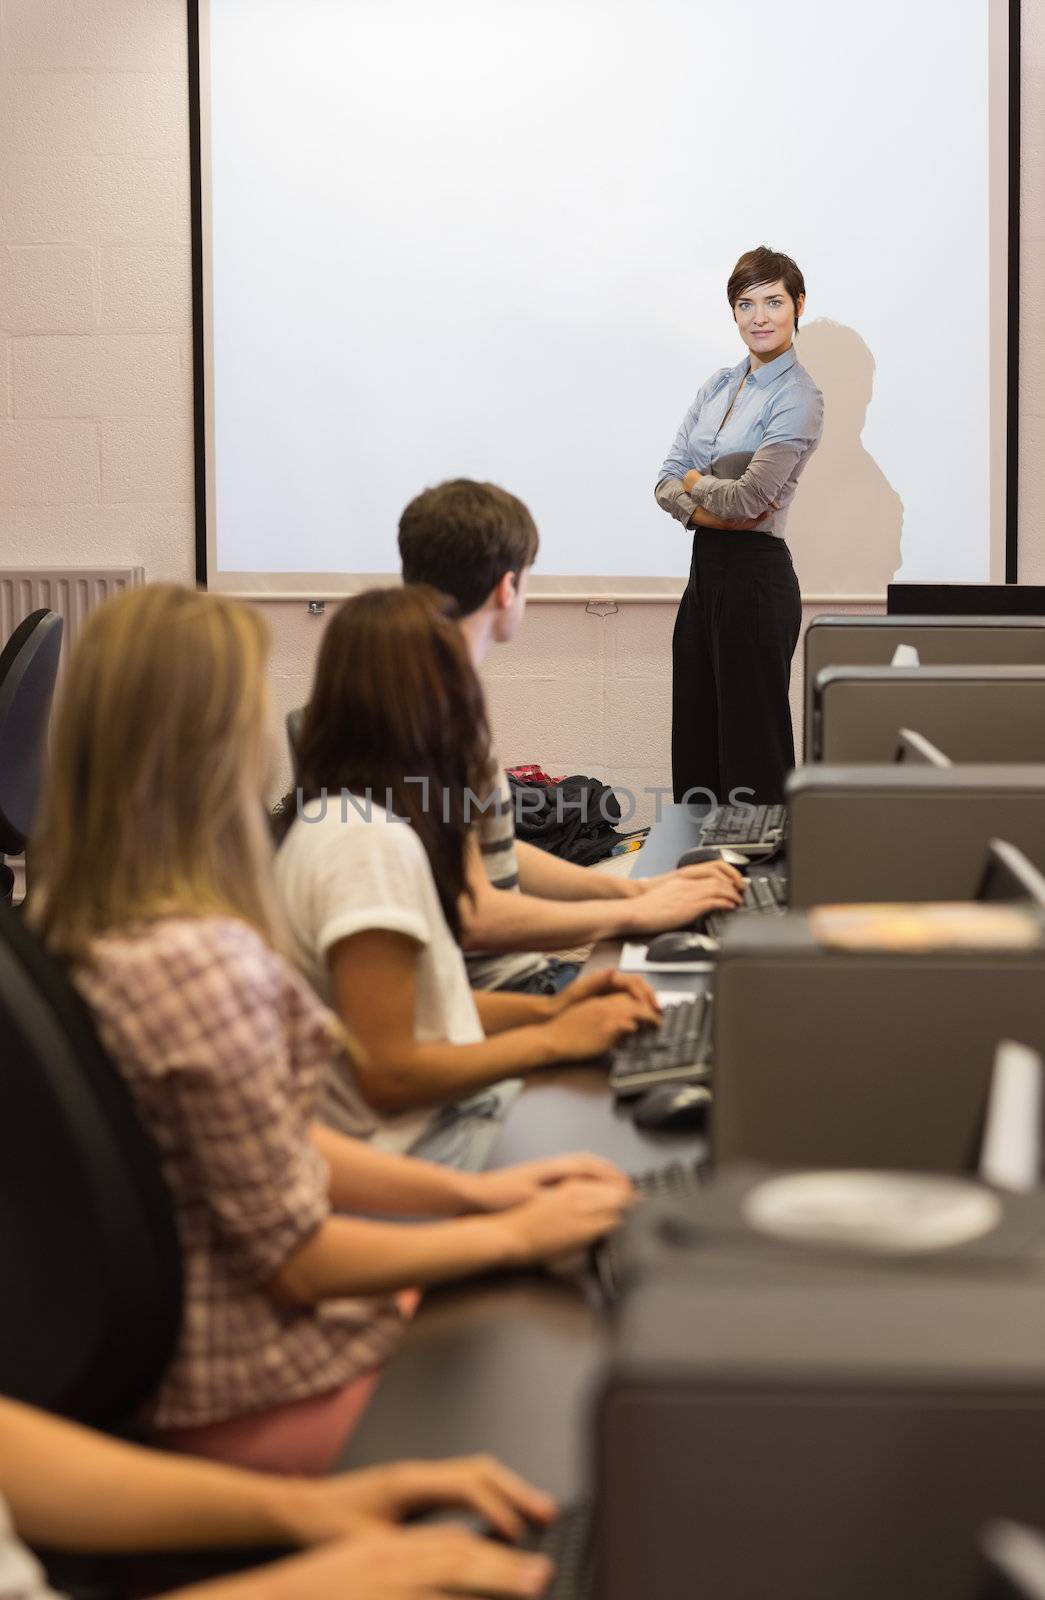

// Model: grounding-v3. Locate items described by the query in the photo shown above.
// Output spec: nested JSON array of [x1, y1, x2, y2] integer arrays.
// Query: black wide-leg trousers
[[671, 530, 802, 807]]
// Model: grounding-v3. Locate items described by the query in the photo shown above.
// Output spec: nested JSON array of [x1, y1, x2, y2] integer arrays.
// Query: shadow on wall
[[787, 318, 904, 596]]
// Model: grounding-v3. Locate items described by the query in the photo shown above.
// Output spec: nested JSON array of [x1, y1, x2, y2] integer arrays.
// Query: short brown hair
[[295, 585, 494, 940], [398, 479, 539, 618], [727, 247, 806, 333]]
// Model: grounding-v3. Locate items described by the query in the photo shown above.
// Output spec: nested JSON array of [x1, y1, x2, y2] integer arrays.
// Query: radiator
[[0, 566, 145, 666]]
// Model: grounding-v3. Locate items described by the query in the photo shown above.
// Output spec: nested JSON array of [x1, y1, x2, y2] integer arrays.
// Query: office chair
[[978, 1522, 1045, 1598], [286, 705, 305, 774], [0, 609, 64, 904], [0, 898, 182, 1427]]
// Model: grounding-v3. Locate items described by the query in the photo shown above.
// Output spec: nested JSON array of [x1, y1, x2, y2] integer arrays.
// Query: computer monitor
[[812, 665, 1045, 764], [894, 728, 952, 767], [976, 840, 1045, 909], [786, 766, 1045, 909], [888, 584, 1045, 616], [802, 617, 1045, 759]]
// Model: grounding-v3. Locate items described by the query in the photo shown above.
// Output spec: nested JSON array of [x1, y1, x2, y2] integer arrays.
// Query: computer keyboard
[[521, 1505, 593, 1600], [632, 1156, 707, 1199], [700, 802, 787, 855], [705, 869, 787, 941], [594, 1160, 707, 1300], [607, 993, 712, 1096]]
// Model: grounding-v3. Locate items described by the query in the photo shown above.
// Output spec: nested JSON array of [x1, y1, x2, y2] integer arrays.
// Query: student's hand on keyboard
[[640, 859, 745, 896], [547, 968, 661, 1016], [267, 1523, 553, 1598], [295, 1454, 555, 1543], [543, 989, 660, 1061], [467, 1153, 634, 1213], [623, 872, 743, 936], [500, 1179, 635, 1266]]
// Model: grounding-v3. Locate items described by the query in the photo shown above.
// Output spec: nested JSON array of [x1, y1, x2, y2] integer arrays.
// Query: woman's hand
[[542, 989, 660, 1062], [466, 1153, 634, 1215], [251, 1524, 554, 1599], [278, 1457, 555, 1546], [682, 468, 702, 492], [546, 968, 660, 1018], [499, 1179, 634, 1266]]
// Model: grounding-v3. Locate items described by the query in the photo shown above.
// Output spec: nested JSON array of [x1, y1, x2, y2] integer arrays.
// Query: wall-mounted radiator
[[0, 566, 145, 669]]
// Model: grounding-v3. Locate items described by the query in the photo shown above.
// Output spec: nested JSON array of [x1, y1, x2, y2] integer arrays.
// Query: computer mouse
[[677, 845, 750, 869], [647, 930, 717, 962], [632, 1082, 713, 1132]]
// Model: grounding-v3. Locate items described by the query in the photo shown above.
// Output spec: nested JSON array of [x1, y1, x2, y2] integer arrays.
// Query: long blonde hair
[[33, 584, 285, 958]]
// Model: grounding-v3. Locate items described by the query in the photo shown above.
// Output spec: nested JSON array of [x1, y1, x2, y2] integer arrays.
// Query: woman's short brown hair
[[727, 246, 806, 333]]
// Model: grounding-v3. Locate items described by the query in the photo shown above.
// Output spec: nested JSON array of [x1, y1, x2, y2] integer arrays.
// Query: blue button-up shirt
[[655, 346, 823, 539]]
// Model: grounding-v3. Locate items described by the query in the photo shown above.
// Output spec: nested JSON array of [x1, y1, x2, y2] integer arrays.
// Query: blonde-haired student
[[31, 584, 632, 1473]]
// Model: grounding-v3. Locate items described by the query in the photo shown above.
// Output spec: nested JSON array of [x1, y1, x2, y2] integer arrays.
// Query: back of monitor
[[711, 922, 1045, 1173], [803, 617, 1045, 760], [812, 666, 1045, 764], [786, 767, 1045, 907]]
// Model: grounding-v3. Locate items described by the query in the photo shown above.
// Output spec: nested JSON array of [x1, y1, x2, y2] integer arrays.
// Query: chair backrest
[[285, 705, 305, 775], [0, 610, 64, 854], [0, 902, 182, 1427]]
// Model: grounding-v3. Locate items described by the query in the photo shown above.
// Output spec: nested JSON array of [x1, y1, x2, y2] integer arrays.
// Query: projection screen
[[192, 0, 1018, 599]]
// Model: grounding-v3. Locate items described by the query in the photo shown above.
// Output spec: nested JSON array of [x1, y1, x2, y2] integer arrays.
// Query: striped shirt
[[72, 916, 403, 1429], [464, 754, 547, 991]]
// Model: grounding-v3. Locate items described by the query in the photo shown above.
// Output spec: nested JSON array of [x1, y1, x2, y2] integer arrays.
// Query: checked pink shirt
[[72, 915, 403, 1430]]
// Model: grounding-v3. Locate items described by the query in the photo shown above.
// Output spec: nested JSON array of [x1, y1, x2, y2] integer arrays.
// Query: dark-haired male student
[[398, 478, 742, 995]]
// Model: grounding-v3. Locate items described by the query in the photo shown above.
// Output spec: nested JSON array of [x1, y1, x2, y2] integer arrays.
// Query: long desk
[[338, 805, 711, 1494]]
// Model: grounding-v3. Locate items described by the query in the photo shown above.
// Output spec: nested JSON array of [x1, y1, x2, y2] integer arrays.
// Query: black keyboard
[[607, 993, 712, 1096], [522, 1505, 593, 1600], [594, 1161, 707, 1300], [700, 802, 787, 854], [705, 870, 787, 941], [632, 1156, 707, 1199]]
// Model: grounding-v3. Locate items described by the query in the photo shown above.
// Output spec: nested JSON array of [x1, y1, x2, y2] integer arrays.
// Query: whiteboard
[[194, 0, 1016, 598]]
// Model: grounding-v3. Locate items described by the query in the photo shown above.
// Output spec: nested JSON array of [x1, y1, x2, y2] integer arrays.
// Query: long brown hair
[[32, 584, 285, 958], [293, 585, 494, 939]]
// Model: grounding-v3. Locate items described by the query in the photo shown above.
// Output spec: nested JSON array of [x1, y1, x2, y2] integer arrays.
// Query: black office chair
[[0, 898, 182, 1426], [0, 609, 64, 904], [977, 1522, 1045, 1597]]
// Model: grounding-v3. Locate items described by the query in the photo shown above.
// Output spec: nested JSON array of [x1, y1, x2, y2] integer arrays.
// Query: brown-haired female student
[[276, 584, 668, 1150], [655, 245, 824, 807], [31, 583, 633, 1475]]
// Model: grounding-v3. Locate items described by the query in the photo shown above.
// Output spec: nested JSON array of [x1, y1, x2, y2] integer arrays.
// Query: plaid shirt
[[73, 916, 403, 1430]]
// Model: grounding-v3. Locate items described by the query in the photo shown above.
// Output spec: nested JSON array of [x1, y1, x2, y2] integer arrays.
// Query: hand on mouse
[[638, 859, 745, 895], [624, 873, 743, 936]]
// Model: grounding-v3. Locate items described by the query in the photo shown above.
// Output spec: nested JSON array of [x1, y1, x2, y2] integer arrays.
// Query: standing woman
[[655, 246, 824, 806]]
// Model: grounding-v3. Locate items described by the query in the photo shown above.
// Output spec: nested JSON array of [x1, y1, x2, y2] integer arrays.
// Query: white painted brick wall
[[0, 0, 194, 588], [0, 0, 1043, 814]]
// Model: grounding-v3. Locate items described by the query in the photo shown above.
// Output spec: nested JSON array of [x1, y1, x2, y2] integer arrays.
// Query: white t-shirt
[[275, 795, 484, 1153], [0, 1499, 63, 1600]]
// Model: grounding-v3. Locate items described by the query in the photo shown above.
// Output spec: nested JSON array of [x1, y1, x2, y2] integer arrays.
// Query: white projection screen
[[192, 0, 1018, 599]]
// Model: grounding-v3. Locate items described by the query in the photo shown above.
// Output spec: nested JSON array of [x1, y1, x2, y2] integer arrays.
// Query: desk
[[338, 809, 711, 1494]]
